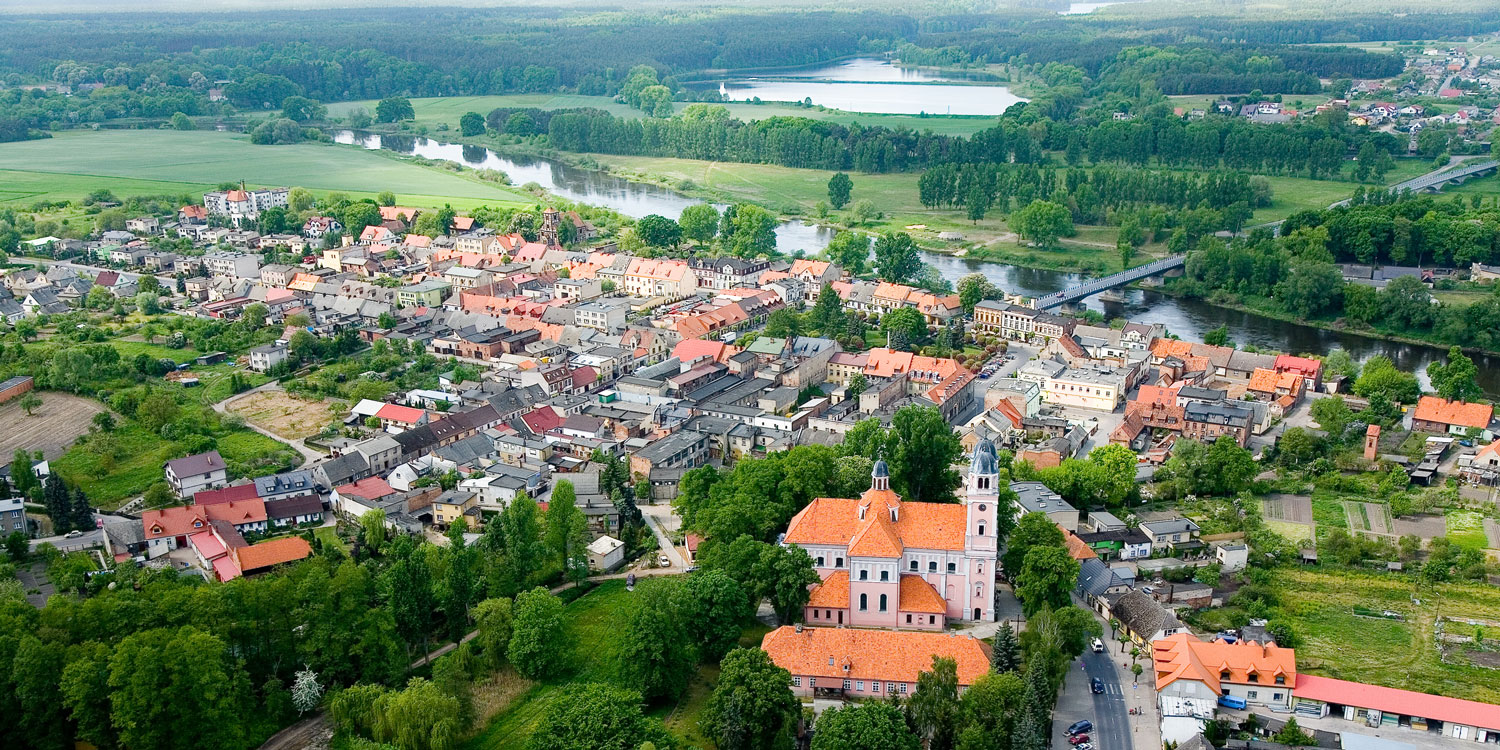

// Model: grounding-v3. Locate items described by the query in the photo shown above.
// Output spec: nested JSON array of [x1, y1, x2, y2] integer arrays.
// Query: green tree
[[13, 635, 69, 750], [909, 656, 962, 750], [635, 214, 682, 248], [814, 702, 919, 750], [280, 95, 327, 122], [956, 670, 1026, 750], [371, 678, 464, 750], [60, 642, 116, 750], [725, 204, 777, 258], [617, 577, 694, 702], [1309, 397, 1353, 437], [1427, 346, 1482, 403], [4, 530, 26, 561], [1203, 325, 1231, 347], [17, 392, 40, 416], [881, 306, 926, 348], [957, 273, 998, 314], [509, 587, 567, 680], [473, 597, 514, 670], [1015, 546, 1080, 615], [991, 621, 1022, 673], [1012, 200, 1073, 248], [108, 627, 250, 750], [170, 111, 194, 130], [376, 96, 415, 123], [751, 543, 820, 624], [459, 111, 485, 137], [1275, 717, 1316, 747], [683, 569, 751, 662], [679, 204, 720, 244], [765, 308, 803, 339], [528, 683, 671, 750], [1002, 512, 1065, 579], [887, 404, 963, 504], [874, 231, 922, 283], [827, 172, 853, 210], [966, 183, 992, 224], [1353, 355, 1421, 404], [808, 283, 846, 335], [702, 648, 799, 750], [388, 543, 437, 656], [825, 231, 870, 276], [360, 509, 388, 555]]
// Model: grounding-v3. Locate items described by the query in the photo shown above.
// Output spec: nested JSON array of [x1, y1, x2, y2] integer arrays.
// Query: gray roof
[[254, 470, 315, 496], [1077, 558, 1130, 598], [1111, 589, 1182, 637], [165, 450, 225, 476], [1139, 518, 1200, 535], [265, 494, 323, 520], [1010, 481, 1076, 516]]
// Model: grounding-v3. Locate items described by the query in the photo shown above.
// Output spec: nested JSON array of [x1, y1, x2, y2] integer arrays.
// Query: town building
[[164, 451, 229, 497], [761, 625, 990, 699]]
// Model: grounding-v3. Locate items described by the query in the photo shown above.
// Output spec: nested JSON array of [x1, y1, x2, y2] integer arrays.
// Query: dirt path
[[214, 382, 324, 465]]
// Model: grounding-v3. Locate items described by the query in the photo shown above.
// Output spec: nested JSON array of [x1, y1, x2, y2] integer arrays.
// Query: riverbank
[[1150, 281, 1497, 358]]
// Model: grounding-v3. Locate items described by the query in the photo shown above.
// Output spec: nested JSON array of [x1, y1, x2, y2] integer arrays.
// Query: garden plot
[[1391, 514, 1447, 543], [1344, 501, 1395, 540], [1262, 494, 1316, 543]]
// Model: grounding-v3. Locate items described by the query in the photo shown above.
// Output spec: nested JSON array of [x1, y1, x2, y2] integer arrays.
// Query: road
[[641, 503, 685, 568]]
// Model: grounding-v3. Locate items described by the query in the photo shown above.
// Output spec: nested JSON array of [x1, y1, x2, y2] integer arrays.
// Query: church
[[782, 439, 1003, 629]]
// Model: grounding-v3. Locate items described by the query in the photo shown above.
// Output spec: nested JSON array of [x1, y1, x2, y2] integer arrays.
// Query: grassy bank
[[327, 94, 1003, 137], [0, 130, 532, 209], [461, 578, 770, 749]]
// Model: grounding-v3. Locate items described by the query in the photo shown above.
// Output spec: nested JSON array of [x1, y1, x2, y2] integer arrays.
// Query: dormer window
[[1247, 673, 1259, 683], [890, 508, 898, 522], [1220, 670, 1231, 681], [1274, 675, 1285, 685]]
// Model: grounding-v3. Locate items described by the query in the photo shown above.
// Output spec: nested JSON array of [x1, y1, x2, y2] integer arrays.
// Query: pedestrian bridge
[[1032, 255, 1185, 311]]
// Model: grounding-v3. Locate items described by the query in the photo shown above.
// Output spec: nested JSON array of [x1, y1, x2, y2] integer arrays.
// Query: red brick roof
[[1153, 633, 1295, 696], [1413, 396, 1493, 430], [1294, 674, 1500, 730], [762, 626, 990, 686], [194, 483, 260, 506], [335, 477, 395, 501], [375, 403, 426, 424], [233, 536, 312, 572]]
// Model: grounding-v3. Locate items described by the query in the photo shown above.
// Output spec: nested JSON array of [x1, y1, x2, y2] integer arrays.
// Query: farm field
[[225, 389, 341, 441], [327, 94, 1003, 136], [1262, 493, 1316, 544], [0, 391, 106, 461], [1198, 568, 1500, 703], [0, 130, 532, 209], [461, 578, 770, 749]]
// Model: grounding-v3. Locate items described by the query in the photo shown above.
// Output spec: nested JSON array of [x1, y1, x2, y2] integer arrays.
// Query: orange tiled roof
[[1414, 396, 1493, 430], [626, 257, 689, 282], [142, 500, 268, 540], [762, 626, 990, 686], [1063, 528, 1098, 561], [1151, 338, 1195, 359], [789, 259, 832, 278], [898, 575, 948, 614], [1153, 633, 1296, 695], [808, 570, 851, 608], [234, 536, 312, 572], [785, 492, 968, 552], [1274, 354, 1321, 377], [847, 513, 904, 558]]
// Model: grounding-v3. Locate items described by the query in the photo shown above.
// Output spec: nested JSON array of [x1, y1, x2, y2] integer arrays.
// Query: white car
[[1091, 638, 1105, 653], [658, 554, 671, 568]]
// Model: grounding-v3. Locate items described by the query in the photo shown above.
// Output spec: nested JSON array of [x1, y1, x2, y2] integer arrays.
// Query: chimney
[[794, 623, 804, 634]]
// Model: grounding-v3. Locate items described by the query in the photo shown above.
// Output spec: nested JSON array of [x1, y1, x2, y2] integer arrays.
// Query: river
[[331, 130, 1500, 393], [687, 58, 1026, 116]]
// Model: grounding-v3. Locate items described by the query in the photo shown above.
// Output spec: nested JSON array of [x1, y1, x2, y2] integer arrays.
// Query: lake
[[332, 130, 1500, 393], [690, 58, 1026, 116]]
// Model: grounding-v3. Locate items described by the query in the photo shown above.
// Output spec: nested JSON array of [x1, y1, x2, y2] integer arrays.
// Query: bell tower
[[965, 439, 1000, 556]]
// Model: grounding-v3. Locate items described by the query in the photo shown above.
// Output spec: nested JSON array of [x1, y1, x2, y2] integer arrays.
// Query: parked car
[[1070, 735, 1091, 746], [1067, 720, 1093, 736], [1091, 638, 1105, 653], [1091, 678, 1105, 694], [1077, 743, 1095, 750], [658, 554, 671, 568]]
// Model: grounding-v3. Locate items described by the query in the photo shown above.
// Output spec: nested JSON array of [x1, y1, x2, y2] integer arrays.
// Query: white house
[[164, 451, 228, 497], [587, 534, 625, 572], [249, 342, 289, 373]]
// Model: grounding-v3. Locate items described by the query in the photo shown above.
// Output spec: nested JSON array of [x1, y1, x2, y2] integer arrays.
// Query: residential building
[[0, 496, 25, 534], [141, 500, 268, 558], [1139, 518, 1202, 551], [203, 187, 289, 226], [396, 280, 453, 308], [786, 441, 1003, 628], [303, 216, 343, 239], [164, 451, 228, 497], [202, 251, 262, 279], [265, 495, 324, 527], [587, 535, 626, 571], [430, 489, 478, 528], [622, 258, 697, 298], [1412, 396, 1495, 440], [1011, 481, 1079, 532], [1154, 633, 1296, 711], [761, 625, 990, 698], [1109, 589, 1184, 646], [689, 257, 769, 290], [248, 342, 289, 373], [1042, 366, 1127, 411], [1183, 401, 1254, 447]]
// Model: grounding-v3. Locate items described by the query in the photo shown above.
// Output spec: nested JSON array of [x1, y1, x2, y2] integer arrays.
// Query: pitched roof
[[1293, 674, 1500, 730], [375, 403, 427, 424], [1113, 589, 1182, 638], [1152, 633, 1296, 696], [1063, 528, 1099, 560], [194, 483, 260, 506], [265, 494, 323, 520], [898, 574, 948, 614], [165, 450, 226, 477], [808, 570, 852, 608], [847, 512, 905, 558], [141, 500, 268, 540], [234, 536, 312, 572], [761, 626, 990, 686], [1413, 396, 1493, 429], [335, 476, 395, 501], [785, 492, 969, 552]]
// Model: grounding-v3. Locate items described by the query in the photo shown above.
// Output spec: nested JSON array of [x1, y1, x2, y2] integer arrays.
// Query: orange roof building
[[762, 625, 991, 698], [232, 536, 312, 574], [1413, 396, 1494, 434], [1153, 633, 1296, 708], [786, 441, 1004, 629]]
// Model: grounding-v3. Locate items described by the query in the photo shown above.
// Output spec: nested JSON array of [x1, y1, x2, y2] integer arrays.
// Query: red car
[[1070, 735, 1091, 746]]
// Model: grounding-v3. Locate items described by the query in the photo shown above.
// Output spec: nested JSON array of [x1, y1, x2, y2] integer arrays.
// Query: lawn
[[1262, 568, 1500, 703], [313, 524, 350, 553], [0, 130, 532, 210], [328, 95, 1001, 137], [1445, 509, 1490, 551], [462, 578, 767, 749]]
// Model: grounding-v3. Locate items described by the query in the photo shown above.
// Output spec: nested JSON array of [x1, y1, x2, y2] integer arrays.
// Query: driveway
[[640, 504, 685, 568]]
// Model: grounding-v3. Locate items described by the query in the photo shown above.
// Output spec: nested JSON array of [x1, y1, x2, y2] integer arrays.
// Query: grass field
[[462, 578, 769, 749], [1266, 568, 1500, 702], [0, 130, 532, 209], [1446, 509, 1491, 551], [226, 389, 341, 441], [328, 95, 1002, 137]]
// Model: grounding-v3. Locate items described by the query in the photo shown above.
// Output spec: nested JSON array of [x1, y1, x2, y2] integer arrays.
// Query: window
[[928, 561, 937, 572], [879, 594, 888, 612], [859, 593, 868, 611], [880, 570, 890, 582], [948, 562, 957, 573], [1274, 675, 1286, 685], [887, 682, 896, 693], [812, 609, 819, 620], [978, 524, 985, 536], [975, 584, 984, 598], [816, 556, 825, 567], [842, 680, 852, 690], [856, 681, 864, 691], [836, 557, 844, 568], [900, 684, 908, 694], [1248, 691, 1258, 700], [910, 560, 919, 571], [1273, 693, 1283, 701], [809, 678, 816, 688], [929, 615, 936, 624], [906, 614, 913, 624], [873, 681, 881, 693], [1220, 670, 1230, 680], [858, 569, 868, 581], [792, 677, 801, 687], [1248, 674, 1259, 683]]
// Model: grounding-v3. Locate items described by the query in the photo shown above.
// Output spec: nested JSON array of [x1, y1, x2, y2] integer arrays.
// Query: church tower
[[964, 439, 1000, 557]]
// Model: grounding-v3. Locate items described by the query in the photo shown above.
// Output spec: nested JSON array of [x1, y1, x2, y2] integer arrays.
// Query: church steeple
[[871, 454, 890, 492]]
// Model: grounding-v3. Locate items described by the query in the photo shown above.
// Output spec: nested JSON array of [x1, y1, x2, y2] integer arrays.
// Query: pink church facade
[[784, 441, 1003, 629]]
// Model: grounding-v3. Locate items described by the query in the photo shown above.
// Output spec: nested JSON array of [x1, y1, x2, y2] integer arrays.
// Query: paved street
[[640, 503, 685, 568]]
